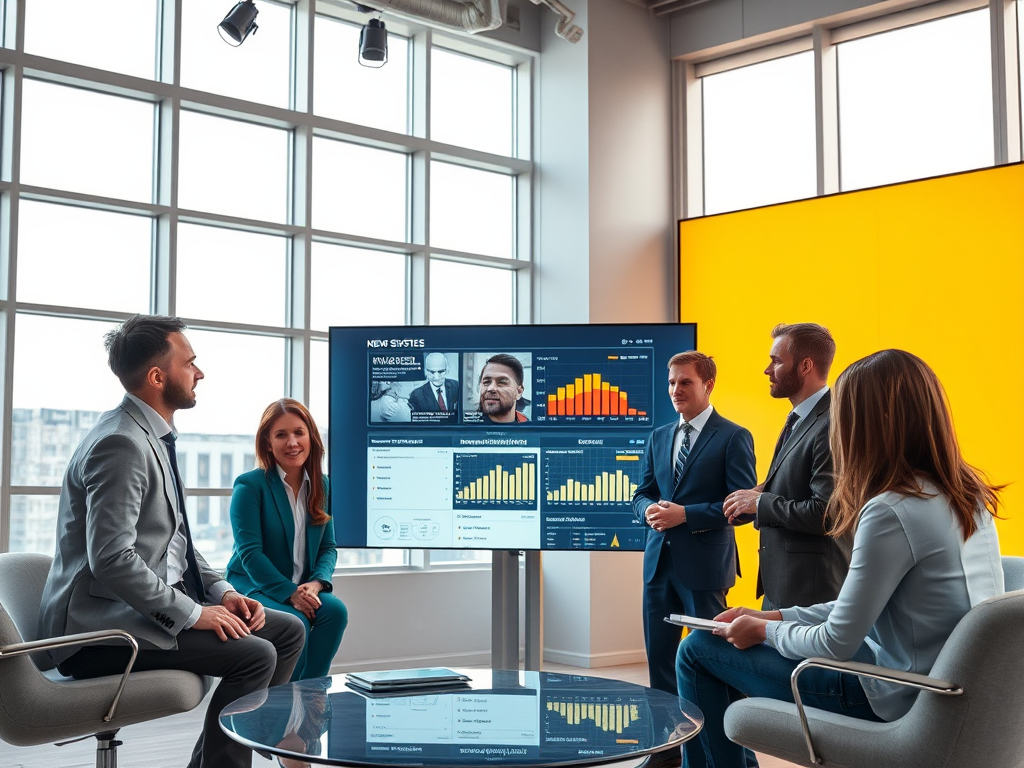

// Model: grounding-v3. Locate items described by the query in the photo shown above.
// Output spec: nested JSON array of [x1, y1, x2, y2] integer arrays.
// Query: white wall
[[330, 0, 678, 674], [536, 0, 673, 670], [330, 568, 492, 671]]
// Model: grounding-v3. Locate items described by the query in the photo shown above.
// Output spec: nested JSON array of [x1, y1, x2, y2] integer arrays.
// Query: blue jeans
[[676, 631, 881, 768]]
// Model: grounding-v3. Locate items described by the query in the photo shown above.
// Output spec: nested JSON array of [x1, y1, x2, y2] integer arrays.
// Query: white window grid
[[675, 0, 1022, 218], [0, 0, 536, 570]]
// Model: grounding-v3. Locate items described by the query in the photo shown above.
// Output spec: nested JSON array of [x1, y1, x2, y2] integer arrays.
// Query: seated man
[[38, 314, 305, 768]]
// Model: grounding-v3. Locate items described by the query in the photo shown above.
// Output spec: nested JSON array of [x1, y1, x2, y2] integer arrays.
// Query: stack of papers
[[345, 667, 472, 693]]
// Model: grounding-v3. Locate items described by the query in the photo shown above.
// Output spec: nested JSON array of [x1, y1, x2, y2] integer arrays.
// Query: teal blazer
[[225, 468, 336, 604]]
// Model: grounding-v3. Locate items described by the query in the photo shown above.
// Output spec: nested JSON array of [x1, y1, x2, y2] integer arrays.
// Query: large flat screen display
[[329, 323, 697, 551]]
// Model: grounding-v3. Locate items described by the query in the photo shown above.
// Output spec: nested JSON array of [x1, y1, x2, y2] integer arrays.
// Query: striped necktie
[[674, 423, 693, 483]]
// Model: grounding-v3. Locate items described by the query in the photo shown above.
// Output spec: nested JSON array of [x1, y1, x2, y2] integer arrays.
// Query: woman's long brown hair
[[255, 399, 329, 526], [827, 349, 1000, 540]]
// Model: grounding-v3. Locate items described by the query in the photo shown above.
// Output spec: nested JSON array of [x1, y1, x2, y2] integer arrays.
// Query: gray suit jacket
[[757, 390, 852, 608], [38, 396, 224, 663]]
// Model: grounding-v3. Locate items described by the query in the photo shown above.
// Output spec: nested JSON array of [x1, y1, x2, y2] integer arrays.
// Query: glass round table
[[220, 669, 703, 767]]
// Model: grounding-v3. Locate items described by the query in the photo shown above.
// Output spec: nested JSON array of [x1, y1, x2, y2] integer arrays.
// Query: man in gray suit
[[723, 323, 851, 609], [38, 315, 304, 768]]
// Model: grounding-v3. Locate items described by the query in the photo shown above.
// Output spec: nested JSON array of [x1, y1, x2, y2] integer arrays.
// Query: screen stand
[[491, 550, 543, 671]]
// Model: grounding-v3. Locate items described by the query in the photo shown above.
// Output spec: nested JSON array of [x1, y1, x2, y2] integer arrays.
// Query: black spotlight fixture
[[358, 18, 388, 68], [218, 1, 259, 46]]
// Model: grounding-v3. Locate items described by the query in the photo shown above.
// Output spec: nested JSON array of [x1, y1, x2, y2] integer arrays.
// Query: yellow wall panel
[[680, 164, 1024, 609]]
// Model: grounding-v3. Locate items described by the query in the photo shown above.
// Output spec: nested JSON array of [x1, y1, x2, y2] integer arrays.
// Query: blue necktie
[[674, 423, 693, 483], [160, 433, 207, 602]]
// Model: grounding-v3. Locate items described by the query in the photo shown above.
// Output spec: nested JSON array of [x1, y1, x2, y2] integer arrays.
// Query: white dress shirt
[[276, 465, 310, 583], [672, 403, 715, 460]]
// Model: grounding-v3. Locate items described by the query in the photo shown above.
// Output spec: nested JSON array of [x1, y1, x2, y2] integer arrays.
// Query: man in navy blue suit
[[633, 351, 756, 697]]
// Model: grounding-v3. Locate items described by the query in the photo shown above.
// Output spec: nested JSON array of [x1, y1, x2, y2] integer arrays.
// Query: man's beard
[[480, 397, 512, 418], [770, 366, 802, 399], [163, 378, 197, 411]]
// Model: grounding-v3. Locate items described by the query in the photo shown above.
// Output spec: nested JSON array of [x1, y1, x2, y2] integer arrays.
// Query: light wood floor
[[0, 662, 799, 768]]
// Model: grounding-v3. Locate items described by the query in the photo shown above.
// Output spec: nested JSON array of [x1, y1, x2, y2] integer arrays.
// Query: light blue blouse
[[765, 480, 1003, 721]]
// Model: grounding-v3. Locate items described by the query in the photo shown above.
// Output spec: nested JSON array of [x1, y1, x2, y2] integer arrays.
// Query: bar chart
[[535, 349, 653, 424], [453, 452, 537, 510], [544, 696, 648, 741], [543, 448, 643, 507]]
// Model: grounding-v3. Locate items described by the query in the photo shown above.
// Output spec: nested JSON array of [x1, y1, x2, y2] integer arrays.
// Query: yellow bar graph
[[456, 458, 537, 502], [546, 466, 640, 503], [546, 700, 641, 734]]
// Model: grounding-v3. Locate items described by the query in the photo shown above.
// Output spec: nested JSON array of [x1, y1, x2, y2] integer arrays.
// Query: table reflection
[[221, 670, 702, 767]]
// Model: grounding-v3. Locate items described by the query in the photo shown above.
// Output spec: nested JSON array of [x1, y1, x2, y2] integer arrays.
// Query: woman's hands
[[711, 606, 783, 649], [288, 581, 324, 620]]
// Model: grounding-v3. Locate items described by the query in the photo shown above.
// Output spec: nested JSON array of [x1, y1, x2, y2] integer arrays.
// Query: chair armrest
[[790, 657, 962, 765], [0, 629, 140, 723]]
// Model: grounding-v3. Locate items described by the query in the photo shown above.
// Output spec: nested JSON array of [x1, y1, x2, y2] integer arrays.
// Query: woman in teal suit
[[226, 399, 347, 681]]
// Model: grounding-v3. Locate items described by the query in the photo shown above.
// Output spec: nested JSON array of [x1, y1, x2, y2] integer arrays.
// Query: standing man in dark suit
[[724, 323, 851, 609], [38, 314, 305, 768], [408, 352, 459, 413], [633, 351, 756, 697]]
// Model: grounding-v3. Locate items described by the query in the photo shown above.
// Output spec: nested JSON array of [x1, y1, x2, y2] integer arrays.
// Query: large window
[[837, 9, 993, 191], [690, 1, 1019, 217], [701, 52, 816, 215], [0, 0, 532, 569]]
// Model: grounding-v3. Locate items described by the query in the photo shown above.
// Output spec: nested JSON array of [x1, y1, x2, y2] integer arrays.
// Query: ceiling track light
[[358, 17, 388, 68], [219, 0, 259, 46]]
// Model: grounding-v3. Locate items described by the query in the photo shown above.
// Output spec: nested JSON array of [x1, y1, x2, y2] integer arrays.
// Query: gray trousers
[[60, 608, 305, 768]]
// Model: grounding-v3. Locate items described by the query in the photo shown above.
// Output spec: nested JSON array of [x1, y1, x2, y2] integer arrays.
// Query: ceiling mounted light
[[218, 1, 259, 46], [358, 18, 388, 68]]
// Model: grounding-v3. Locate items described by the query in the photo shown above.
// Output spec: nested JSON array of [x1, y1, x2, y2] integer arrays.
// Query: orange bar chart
[[545, 371, 647, 417]]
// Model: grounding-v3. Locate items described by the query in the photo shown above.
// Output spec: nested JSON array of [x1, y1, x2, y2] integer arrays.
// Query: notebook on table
[[345, 667, 472, 692]]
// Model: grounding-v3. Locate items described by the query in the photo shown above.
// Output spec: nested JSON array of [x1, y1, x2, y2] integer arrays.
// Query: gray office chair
[[724, 556, 1024, 768], [0, 552, 209, 767]]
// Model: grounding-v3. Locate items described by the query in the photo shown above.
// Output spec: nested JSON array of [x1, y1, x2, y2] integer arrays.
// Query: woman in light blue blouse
[[675, 350, 1004, 768]]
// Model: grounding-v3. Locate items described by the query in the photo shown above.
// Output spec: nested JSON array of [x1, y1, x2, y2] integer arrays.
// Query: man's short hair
[[105, 314, 187, 392], [667, 351, 716, 383], [481, 353, 524, 386], [771, 323, 836, 377]]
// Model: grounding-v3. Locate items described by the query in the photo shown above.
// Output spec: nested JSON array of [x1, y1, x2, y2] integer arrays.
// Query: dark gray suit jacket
[[408, 379, 459, 412], [756, 390, 852, 608], [38, 396, 225, 663]]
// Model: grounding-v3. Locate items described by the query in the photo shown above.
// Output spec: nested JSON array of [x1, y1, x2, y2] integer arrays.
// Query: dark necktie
[[772, 412, 801, 462], [437, 388, 447, 411], [674, 423, 693, 484], [160, 433, 207, 601]]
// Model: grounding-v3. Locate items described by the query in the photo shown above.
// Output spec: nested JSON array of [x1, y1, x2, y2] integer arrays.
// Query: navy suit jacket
[[225, 468, 336, 604], [408, 379, 460, 413], [632, 409, 756, 591]]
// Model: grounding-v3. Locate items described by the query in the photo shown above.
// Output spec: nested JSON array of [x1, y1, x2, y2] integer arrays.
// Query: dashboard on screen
[[329, 323, 697, 551]]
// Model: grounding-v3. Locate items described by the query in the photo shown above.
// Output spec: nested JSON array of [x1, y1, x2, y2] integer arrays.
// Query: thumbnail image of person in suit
[[632, 351, 756, 696], [408, 352, 460, 413], [478, 353, 530, 423], [37, 314, 305, 768], [724, 323, 852, 610]]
